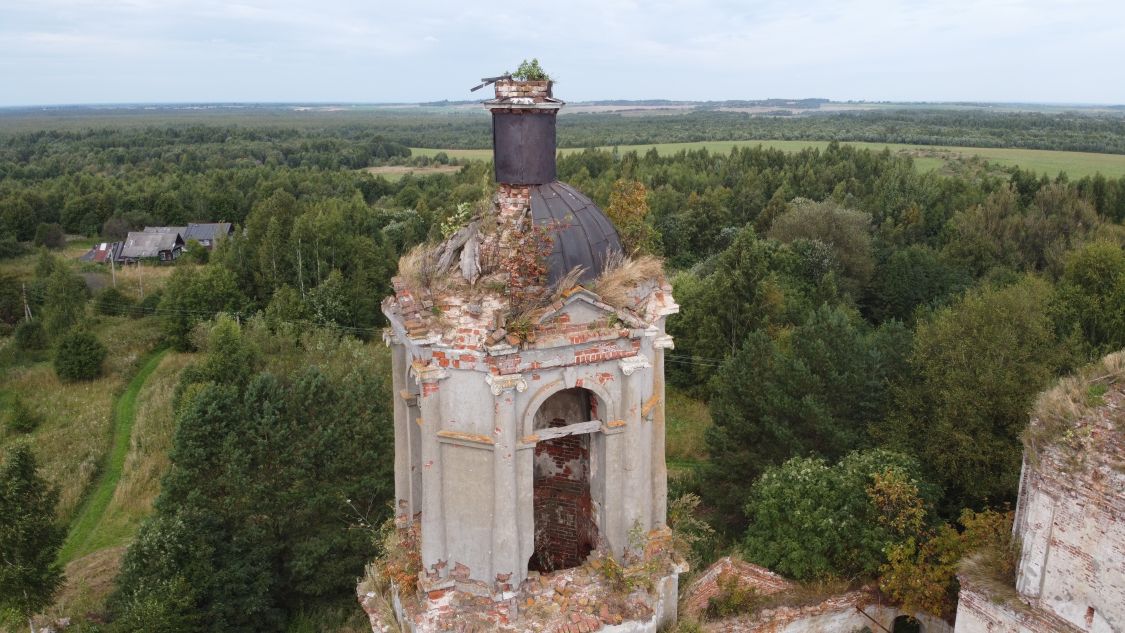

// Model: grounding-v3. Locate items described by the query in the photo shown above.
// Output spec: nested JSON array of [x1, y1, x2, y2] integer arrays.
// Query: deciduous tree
[[741, 449, 933, 582], [876, 277, 1068, 511]]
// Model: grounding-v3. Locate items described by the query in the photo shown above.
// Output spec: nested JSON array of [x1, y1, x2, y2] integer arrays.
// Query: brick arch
[[521, 378, 615, 437]]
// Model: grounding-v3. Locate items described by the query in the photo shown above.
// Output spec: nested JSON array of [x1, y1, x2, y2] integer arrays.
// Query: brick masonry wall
[[954, 583, 1080, 633], [494, 79, 552, 101], [954, 387, 1123, 633], [533, 425, 596, 572]]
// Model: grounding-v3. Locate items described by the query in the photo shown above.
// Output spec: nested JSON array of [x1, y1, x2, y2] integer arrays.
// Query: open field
[[361, 164, 463, 180], [411, 140, 1125, 179], [0, 246, 178, 528]]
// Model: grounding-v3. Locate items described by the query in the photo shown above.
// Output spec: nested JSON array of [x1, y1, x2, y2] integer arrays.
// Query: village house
[[119, 230, 184, 263], [182, 222, 234, 249], [78, 241, 122, 264]]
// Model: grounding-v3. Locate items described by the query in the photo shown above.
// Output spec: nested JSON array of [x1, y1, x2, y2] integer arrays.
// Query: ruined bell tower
[[366, 75, 681, 633]]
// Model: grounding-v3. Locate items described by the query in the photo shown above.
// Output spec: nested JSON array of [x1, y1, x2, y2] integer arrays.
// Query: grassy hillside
[[0, 244, 191, 631], [410, 140, 1125, 179], [44, 350, 195, 626], [0, 316, 165, 521]]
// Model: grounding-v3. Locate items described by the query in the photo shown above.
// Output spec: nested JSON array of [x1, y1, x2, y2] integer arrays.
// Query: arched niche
[[527, 386, 603, 572]]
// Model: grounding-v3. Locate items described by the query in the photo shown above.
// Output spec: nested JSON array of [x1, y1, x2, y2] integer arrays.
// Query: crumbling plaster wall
[[701, 600, 951, 633], [392, 328, 666, 591], [1010, 454, 1124, 633], [954, 583, 1081, 633]]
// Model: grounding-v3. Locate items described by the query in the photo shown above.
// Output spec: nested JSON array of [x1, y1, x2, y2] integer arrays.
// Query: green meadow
[[411, 140, 1125, 179]]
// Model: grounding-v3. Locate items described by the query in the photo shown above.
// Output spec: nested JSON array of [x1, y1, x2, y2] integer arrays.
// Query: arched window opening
[[529, 388, 600, 572]]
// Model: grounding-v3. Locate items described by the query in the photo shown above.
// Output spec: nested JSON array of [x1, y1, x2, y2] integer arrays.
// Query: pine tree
[[0, 444, 66, 632]]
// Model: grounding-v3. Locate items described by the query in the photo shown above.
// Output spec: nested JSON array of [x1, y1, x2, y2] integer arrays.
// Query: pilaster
[[486, 373, 527, 590], [389, 336, 410, 520], [619, 354, 654, 540], [413, 360, 449, 578], [652, 333, 674, 525]]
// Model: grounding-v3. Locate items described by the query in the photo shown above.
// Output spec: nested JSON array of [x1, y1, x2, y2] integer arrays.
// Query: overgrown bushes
[[5, 397, 41, 434], [14, 320, 47, 351], [53, 329, 107, 381], [96, 287, 133, 316]]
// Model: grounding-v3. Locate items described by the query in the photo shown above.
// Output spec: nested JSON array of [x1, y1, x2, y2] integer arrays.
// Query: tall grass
[[99, 351, 195, 547], [58, 348, 168, 563], [0, 316, 164, 520], [665, 385, 711, 467]]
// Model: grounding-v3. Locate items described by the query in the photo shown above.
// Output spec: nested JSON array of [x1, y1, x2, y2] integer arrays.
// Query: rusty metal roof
[[530, 181, 622, 285]]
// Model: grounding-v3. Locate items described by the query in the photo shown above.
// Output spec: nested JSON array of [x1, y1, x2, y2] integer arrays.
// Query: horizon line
[[2, 98, 1124, 110]]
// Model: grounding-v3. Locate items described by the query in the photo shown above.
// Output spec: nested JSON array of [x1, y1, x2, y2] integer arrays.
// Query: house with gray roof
[[120, 231, 184, 262], [143, 226, 187, 237], [183, 223, 234, 249]]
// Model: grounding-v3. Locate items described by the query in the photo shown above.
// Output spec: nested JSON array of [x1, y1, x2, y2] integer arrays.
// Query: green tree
[[159, 266, 247, 350], [866, 245, 966, 323], [95, 287, 133, 316], [6, 398, 41, 434], [42, 267, 89, 337], [32, 223, 65, 249], [876, 277, 1067, 511], [944, 184, 1103, 278], [605, 179, 661, 255], [263, 285, 309, 329], [112, 330, 394, 632], [668, 228, 791, 390], [54, 329, 107, 381], [768, 198, 874, 298], [0, 444, 66, 631], [1051, 241, 1125, 355], [741, 449, 932, 582], [34, 249, 60, 280], [182, 240, 209, 264], [13, 321, 47, 352], [704, 307, 909, 529], [0, 198, 36, 242], [0, 274, 23, 327]]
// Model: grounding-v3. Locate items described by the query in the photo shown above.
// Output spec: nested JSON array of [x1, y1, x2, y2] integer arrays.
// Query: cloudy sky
[[1, 0, 1122, 106]]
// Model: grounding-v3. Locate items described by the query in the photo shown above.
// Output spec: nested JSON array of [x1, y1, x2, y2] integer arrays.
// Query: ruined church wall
[[1009, 452, 1125, 633], [954, 584, 1079, 633], [391, 341, 661, 588], [704, 600, 952, 633]]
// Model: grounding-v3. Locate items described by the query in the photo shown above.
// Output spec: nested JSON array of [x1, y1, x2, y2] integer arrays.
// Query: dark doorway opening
[[529, 388, 599, 573], [893, 615, 922, 633]]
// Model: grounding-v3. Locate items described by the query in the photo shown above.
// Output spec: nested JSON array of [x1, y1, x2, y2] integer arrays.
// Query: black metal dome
[[530, 181, 623, 285]]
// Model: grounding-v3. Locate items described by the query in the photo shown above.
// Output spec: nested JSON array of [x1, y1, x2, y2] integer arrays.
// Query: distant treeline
[[5, 107, 1125, 156], [389, 110, 1125, 154], [0, 126, 410, 177]]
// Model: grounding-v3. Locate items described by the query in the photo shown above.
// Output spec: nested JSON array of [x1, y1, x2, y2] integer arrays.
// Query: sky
[[1, 0, 1123, 106]]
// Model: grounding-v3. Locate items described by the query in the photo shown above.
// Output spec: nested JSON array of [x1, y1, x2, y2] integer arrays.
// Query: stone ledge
[[436, 430, 495, 448]]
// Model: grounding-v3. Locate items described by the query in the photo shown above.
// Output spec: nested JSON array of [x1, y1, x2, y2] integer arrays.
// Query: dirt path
[[57, 348, 169, 563]]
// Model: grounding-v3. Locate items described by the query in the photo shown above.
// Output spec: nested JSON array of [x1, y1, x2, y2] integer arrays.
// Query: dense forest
[[2, 109, 1125, 631], [376, 109, 1125, 154], [5, 105, 1125, 154]]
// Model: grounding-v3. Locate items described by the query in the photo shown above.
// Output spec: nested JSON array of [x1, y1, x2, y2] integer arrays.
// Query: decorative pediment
[[538, 287, 645, 328]]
